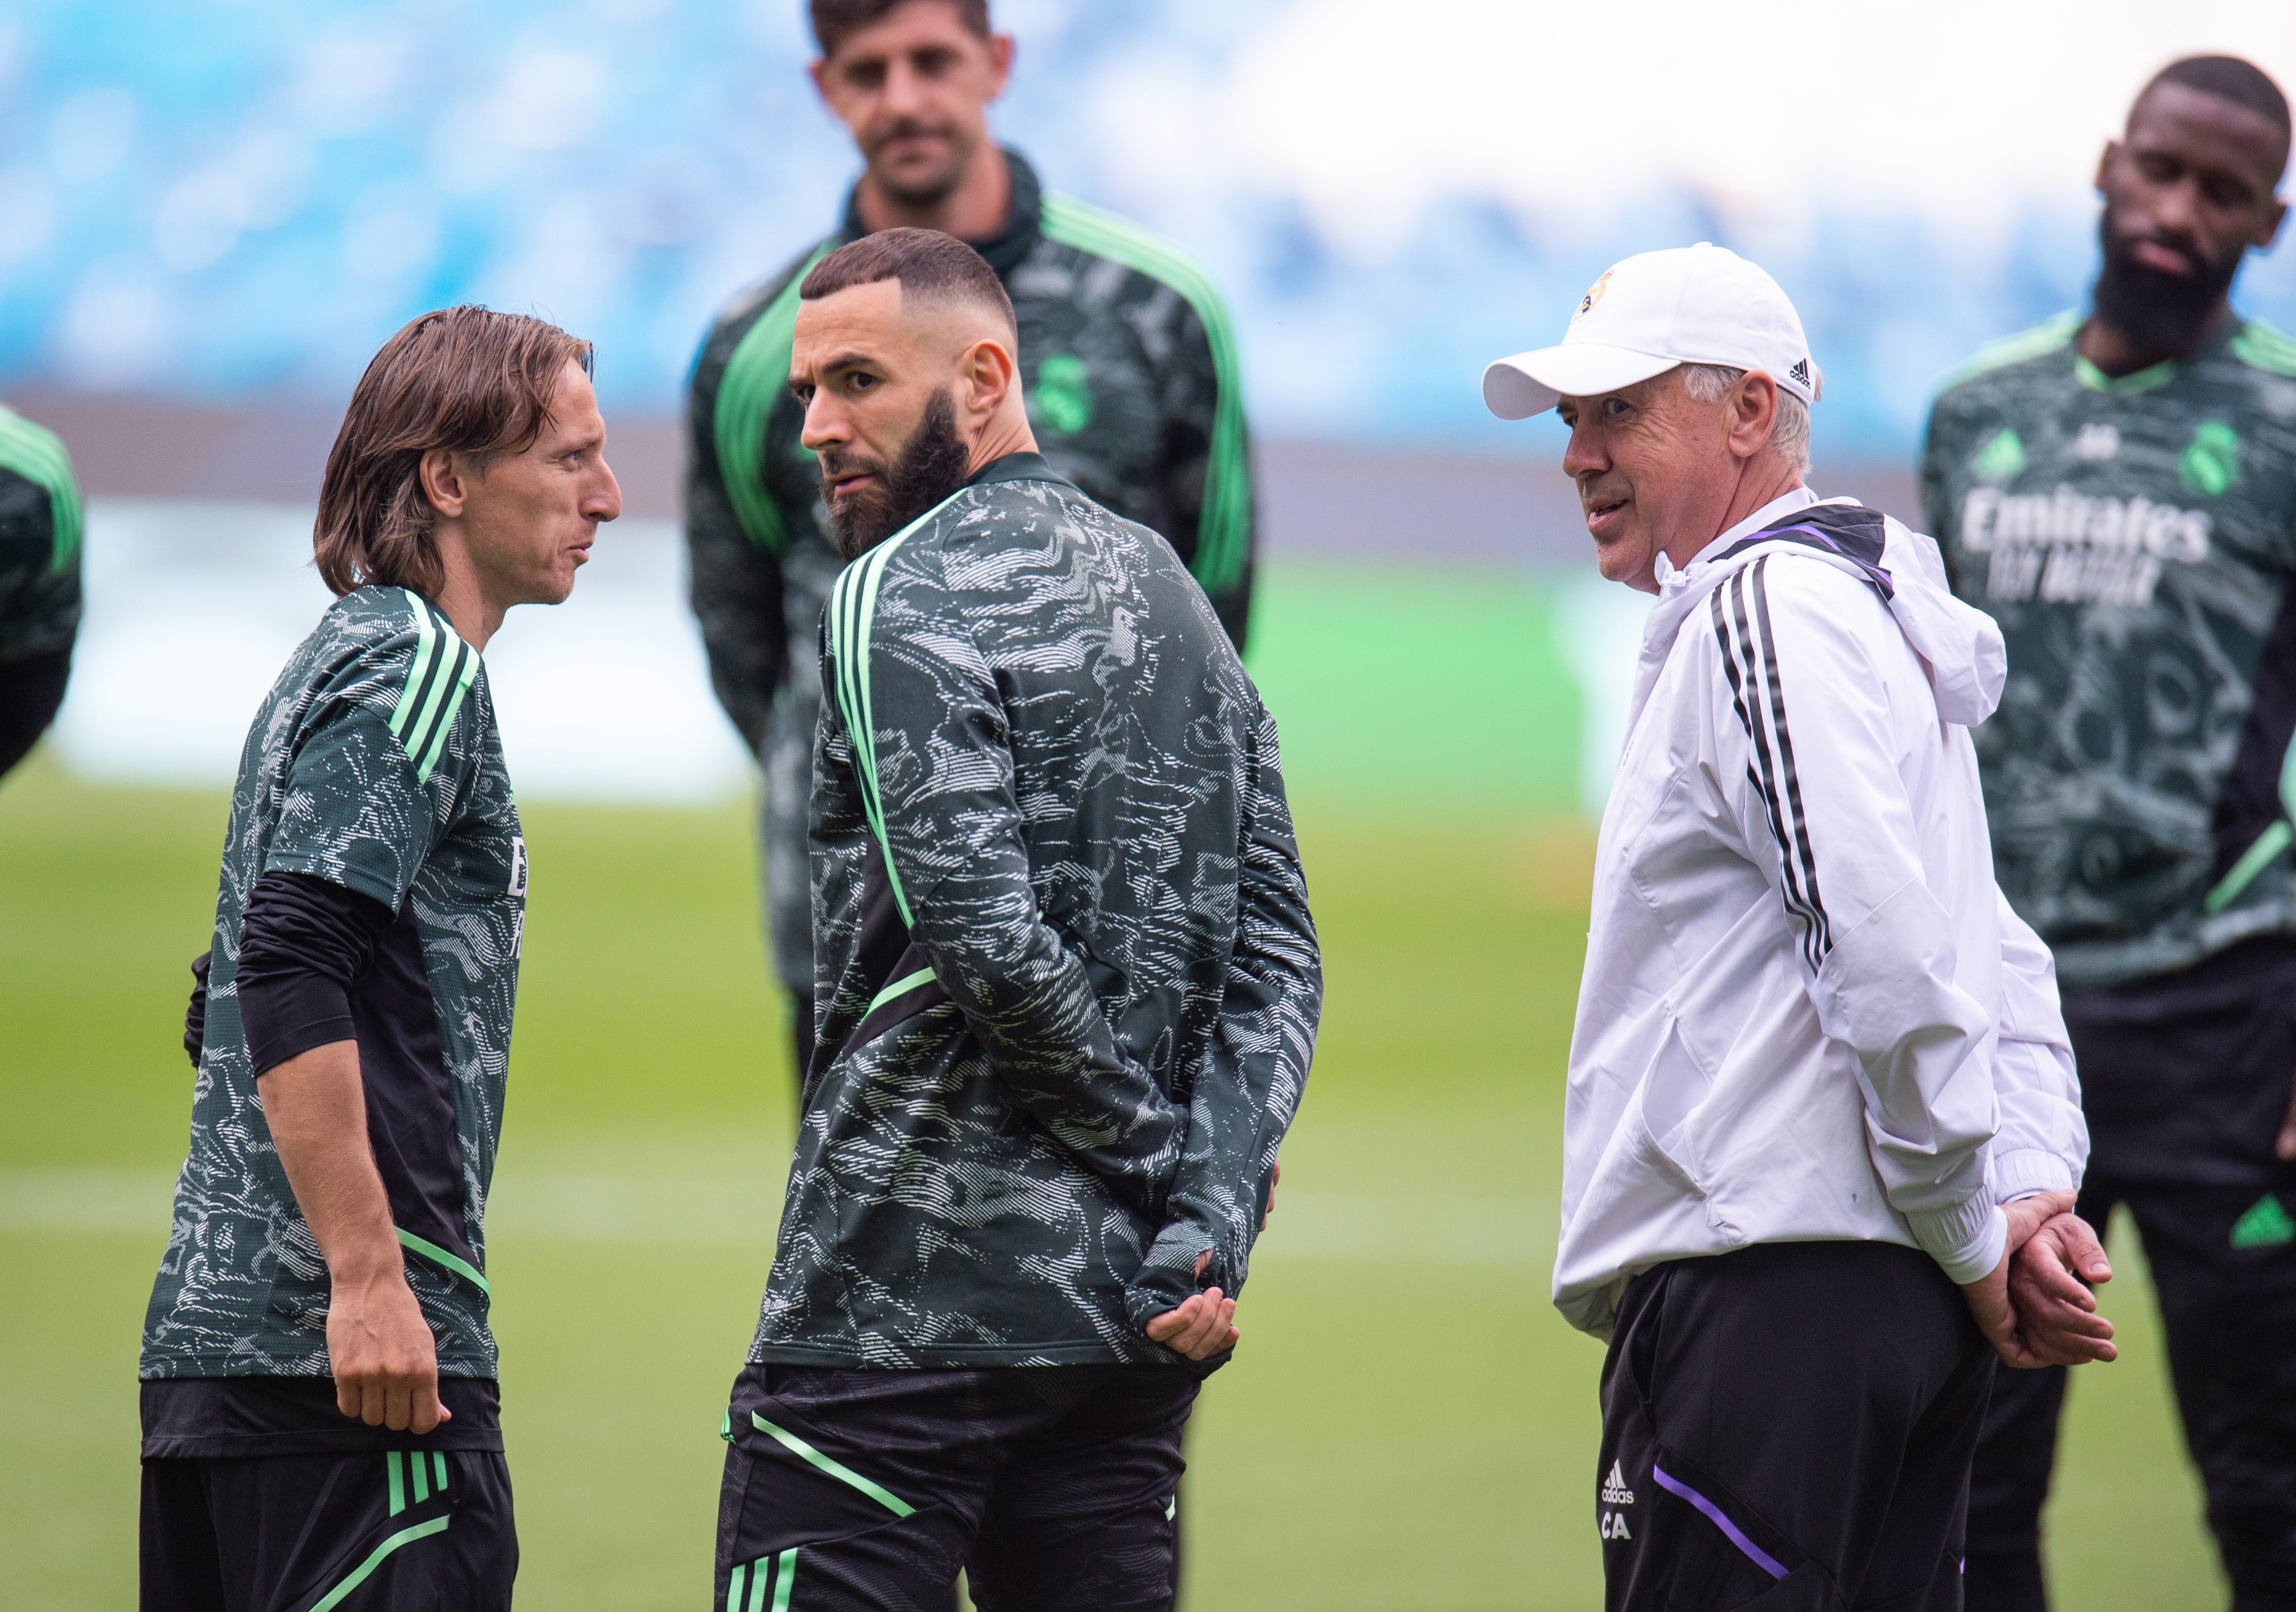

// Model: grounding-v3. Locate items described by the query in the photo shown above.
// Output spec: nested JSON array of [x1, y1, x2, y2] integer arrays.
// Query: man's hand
[[326, 1265, 451, 1433], [1146, 1248, 1240, 1360], [1961, 1190, 2079, 1369], [2007, 1213, 2116, 1367], [1146, 1288, 1239, 1360]]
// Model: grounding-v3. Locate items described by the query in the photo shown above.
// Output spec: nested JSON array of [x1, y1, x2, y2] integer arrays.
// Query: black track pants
[[1966, 1182, 2296, 1612], [1598, 1240, 1996, 1612], [140, 1447, 515, 1612], [716, 1362, 1196, 1612]]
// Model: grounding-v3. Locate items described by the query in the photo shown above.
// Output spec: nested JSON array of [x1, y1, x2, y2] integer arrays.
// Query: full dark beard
[[2091, 213, 2241, 356], [822, 390, 973, 562]]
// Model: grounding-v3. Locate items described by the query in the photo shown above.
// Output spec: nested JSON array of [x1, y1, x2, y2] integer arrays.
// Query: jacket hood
[[1633, 494, 2005, 731]]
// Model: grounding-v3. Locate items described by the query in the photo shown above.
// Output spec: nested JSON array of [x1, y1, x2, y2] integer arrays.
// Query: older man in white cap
[[1486, 244, 2116, 1610]]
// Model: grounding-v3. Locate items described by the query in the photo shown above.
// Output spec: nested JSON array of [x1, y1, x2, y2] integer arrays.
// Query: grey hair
[[1679, 362, 1820, 480]]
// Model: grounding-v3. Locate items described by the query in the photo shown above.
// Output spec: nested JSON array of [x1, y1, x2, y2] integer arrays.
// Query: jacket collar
[[963, 450, 1074, 492], [1630, 485, 2006, 738], [837, 147, 1044, 279]]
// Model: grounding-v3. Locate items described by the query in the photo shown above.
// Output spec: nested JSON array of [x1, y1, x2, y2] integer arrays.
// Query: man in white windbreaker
[[1482, 245, 2119, 1612]]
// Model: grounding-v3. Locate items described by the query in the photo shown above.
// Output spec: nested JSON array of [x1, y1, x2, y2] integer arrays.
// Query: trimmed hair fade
[[314, 307, 593, 599], [799, 226, 1017, 338], [811, 0, 989, 58]]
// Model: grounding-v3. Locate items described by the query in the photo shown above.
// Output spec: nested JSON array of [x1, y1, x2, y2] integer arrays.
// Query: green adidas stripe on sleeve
[[1936, 311, 2081, 393], [388, 593, 479, 786], [0, 407, 85, 576], [1038, 196, 1252, 598], [714, 244, 838, 554], [865, 966, 938, 1015], [2231, 320, 2296, 379], [824, 492, 965, 929]]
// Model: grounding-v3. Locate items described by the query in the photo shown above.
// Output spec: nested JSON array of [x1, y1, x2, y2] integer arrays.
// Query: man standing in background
[[1924, 56, 2296, 1611], [0, 404, 83, 778], [685, 0, 1257, 1080]]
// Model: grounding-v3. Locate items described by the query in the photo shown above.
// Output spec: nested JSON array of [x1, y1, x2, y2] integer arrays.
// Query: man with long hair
[[139, 307, 620, 1610]]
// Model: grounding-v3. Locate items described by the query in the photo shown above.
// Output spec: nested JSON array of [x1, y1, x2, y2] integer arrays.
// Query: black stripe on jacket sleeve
[[1710, 560, 1832, 971]]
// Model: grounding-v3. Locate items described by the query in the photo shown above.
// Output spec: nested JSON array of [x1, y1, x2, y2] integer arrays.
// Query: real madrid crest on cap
[[1574, 272, 1613, 322]]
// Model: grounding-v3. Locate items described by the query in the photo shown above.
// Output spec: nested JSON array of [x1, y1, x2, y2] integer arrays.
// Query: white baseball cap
[[1481, 243, 1817, 419]]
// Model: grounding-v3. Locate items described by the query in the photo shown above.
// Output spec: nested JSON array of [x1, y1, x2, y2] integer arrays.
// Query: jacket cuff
[[1904, 1195, 2007, 1286], [1993, 1148, 2075, 1205], [1123, 1219, 1229, 1334]]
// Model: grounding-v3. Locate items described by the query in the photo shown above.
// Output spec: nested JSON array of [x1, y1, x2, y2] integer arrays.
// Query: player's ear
[[420, 448, 468, 519], [963, 336, 1017, 424], [2094, 139, 2121, 197], [986, 33, 1015, 98], [2254, 194, 2288, 251], [806, 57, 832, 107]]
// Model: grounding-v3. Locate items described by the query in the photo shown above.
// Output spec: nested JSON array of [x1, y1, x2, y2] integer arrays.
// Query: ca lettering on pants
[[1600, 1459, 1635, 1540]]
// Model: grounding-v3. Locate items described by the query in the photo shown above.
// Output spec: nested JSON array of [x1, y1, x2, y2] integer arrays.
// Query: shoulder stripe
[[1710, 562, 1831, 971], [1038, 195, 1251, 599], [2231, 320, 2296, 379], [823, 493, 967, 929], [387, 592, 478, 786], [1935, 311, 2080, 394], [0, 407, 85, 575], [715, 243, 839, 553]]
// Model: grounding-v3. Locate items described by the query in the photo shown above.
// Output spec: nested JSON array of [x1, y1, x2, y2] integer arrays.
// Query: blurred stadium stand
[[3, 2, 2288, 472], [7, 391, 1920, 563]]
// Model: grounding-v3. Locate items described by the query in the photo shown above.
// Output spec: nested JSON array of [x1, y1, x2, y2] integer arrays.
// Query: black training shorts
[[717, 1361, 1198, 1611]]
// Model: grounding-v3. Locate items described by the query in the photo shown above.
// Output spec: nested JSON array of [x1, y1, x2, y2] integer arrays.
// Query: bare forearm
[[258, 1040, 398, 1281], [258, 1038, 446, 1430]]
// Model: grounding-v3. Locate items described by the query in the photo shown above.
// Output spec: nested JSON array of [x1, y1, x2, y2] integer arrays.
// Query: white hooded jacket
[[1555, 486, 2087, 1338]]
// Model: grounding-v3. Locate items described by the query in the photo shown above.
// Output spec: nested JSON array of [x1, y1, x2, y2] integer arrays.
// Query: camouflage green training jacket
[[750, 454, 1316, 1369], [686, 148, 1257, 993]]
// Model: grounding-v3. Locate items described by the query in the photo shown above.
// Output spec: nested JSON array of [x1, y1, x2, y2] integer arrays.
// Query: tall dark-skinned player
[[1922, 57, 2296, 1612], [685, 0, 1257, 1085]]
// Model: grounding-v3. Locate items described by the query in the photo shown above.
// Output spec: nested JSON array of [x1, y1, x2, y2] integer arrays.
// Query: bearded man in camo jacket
[[708, 228, 1315, 1612], [686, 0, 1256, 1081]]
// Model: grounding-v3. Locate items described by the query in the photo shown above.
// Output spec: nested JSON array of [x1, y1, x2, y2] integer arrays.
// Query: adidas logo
[[1788, 358, 1811, 389], [1601, 1461, 1635, 1506]]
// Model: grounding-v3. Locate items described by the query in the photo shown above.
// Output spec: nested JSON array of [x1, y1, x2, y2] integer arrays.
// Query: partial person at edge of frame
[[1922, 54, 2296, 1612], [0, 402, 84, 780], [1483, 244, 2115, 1610], [141, 308, 621, 1611], [683, 0, 1258, 1090]]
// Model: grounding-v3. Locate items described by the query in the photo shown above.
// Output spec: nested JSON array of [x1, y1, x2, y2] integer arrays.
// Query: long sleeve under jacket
[[1555, 487, 2088, 1339], [751, 453, 1320, 1369]]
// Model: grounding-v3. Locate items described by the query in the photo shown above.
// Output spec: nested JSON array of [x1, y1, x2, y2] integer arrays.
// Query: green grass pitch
[[0, 562, 2224, 1606]]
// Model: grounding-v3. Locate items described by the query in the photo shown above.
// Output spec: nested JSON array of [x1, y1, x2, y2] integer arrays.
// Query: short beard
[[867, 121, 973, 212], [2091, 213, 2241, 355], [822, 390, 973, 562]]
